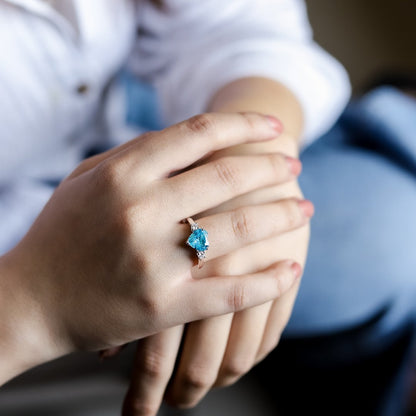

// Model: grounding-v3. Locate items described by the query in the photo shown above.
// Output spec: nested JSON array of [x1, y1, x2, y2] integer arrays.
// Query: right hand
[[4, 112, 308, 364]]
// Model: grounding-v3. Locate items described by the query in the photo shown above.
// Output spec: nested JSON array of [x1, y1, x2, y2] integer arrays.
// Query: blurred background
[[1, 1, 415, 416], [306, 0, 416, 92]]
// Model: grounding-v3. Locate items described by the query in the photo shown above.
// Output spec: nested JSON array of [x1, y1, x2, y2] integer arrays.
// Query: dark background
[[307, 0, 416, 91]]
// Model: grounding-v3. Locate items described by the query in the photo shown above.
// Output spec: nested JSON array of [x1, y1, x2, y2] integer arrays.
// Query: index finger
[[123, 112, 282, 179]]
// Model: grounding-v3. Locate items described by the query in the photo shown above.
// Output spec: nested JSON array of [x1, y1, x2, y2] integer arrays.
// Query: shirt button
[[76, 83, 89, 95]]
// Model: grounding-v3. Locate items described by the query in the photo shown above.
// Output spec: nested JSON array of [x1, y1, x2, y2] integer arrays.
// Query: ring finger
[[177, 199, 313, 265]]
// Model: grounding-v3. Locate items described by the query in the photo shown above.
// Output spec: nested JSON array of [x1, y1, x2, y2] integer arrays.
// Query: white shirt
[[0, 0, 350, 254]]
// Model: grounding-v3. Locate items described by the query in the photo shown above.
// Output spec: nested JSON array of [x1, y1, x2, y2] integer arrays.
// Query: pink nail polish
[[265, 115, 283, 133], [290, 262, 302, 279], [285, 156, 302, 176], [298, 199, 315, 218]]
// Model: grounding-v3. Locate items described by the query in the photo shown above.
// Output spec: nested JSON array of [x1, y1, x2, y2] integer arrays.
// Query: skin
[[122, 78, 311, 415], [0, 111, 310, 386]]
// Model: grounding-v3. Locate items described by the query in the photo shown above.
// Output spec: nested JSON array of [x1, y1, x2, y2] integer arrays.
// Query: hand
[[0, 112, 306, 382], [121, 133, 311, 415]]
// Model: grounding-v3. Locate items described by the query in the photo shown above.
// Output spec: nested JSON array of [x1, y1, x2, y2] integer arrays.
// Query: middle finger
[[163, 153, 298, 221]]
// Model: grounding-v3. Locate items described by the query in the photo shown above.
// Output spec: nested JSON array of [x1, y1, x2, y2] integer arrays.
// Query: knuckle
[[267, 153, 287, 181], [94, 159, 124, 189], [138, 289, 163, 322], [214, 157, 241, 191], [221, 355, 254, 380], [239, 111, 258, 131], [185, 113, 215, 135], [231, 208, 253, 241], [139, 347, 169, 380], [281, 200, 301, 229], [272, 260, 298, 297], [180, 367, 216, 392], [227, 283, 247, 312]]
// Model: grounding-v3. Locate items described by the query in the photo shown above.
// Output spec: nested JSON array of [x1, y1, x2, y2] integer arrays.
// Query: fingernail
[[290, 262, 302, 279], [298, 199, 315, 218], [285, 156, 302, 176], [265, 115, 283, 133]]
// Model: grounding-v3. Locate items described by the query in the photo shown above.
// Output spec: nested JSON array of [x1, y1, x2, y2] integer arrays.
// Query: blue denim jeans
[[125, 79, 416, 415]]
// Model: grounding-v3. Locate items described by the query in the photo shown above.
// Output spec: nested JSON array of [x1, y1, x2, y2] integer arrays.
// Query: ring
[[186, 217, 209, 268]]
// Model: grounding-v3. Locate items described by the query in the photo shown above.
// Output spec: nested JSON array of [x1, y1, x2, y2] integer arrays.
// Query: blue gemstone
[[187, 228, 209, 252]]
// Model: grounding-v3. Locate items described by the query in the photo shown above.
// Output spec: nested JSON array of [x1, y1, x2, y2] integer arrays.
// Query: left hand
[[120, 139, 312, 415]]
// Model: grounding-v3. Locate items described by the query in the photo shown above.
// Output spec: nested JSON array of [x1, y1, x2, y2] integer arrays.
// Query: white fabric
[[0, 0, 350, 254], [130, 0, 351, 147], [0, 0, 136, 254]]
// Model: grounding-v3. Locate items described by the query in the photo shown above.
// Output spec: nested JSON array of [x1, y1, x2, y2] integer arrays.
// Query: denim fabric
[[278, 87, 416, 415], [288, 87, 416, 337]]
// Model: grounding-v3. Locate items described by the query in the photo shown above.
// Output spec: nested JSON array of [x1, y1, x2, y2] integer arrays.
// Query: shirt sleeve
[[128, 0, 351, 147]]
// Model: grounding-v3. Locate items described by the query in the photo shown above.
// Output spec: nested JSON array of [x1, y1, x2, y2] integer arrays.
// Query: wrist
[[208, 77, 303, 161], [0, 248, 71, 385], [208, 76, 304, 143]]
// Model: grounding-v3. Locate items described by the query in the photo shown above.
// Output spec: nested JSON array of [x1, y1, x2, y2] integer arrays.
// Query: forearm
[[207, 76, 304, 158]]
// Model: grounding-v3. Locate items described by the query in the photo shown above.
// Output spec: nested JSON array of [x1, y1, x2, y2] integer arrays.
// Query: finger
[[122, 326, 183, 416], [252, 227, 308, 364], [183, 199, 313, 262], [163, 153, 299, 220], [255, 278, 301, 365], [165, 314, 234, 408], [200, 179, 301, 219], [215, 302, 272, 388], [118, 112, 282, 179], [180, 260, 302, 323]]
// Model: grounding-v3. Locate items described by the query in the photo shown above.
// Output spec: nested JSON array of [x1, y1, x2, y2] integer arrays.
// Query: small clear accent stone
[[187, 228, 209, 252], [197, 251, 206, 259]]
